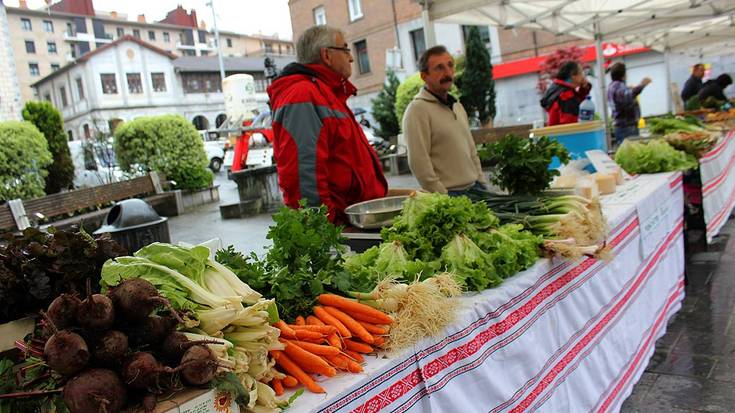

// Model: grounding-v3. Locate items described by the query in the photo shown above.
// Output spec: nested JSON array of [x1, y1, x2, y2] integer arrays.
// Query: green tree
[[0, 121, 53, 200], [114, 115, 213, 191], [22, 101, 75, 193], [371, 69, 401, 139], [459, 26, 496, 125]]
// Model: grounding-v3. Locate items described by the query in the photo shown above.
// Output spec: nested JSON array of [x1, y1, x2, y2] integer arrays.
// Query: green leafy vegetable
[[440, 234, 501, 291], [614, 139, 698, 174], [647, 116, 703, 135], [482, 134, 571, 195]]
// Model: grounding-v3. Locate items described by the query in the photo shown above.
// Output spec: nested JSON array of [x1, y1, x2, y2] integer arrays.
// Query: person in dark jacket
[[607, 62, 651, 144], [540, 61, 592, 126], [681, 63, 705, 103], [698, 74, 733, 102]]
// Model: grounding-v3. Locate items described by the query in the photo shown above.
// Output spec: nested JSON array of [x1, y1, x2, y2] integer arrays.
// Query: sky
[[6, 0, 294, 40]]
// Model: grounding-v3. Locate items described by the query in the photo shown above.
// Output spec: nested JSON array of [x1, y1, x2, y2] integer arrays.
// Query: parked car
[[68, 140, 127, 188], [203, 139, 227, 173]]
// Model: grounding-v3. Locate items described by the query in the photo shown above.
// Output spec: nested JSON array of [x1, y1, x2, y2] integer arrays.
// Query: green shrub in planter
[[22, 101, 75, 194], [0, 121, 53, 200], [114, 115, 213, 191], [395, 73, 460, 129]]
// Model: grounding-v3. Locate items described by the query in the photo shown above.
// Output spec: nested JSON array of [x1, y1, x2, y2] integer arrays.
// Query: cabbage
[[614, 139, 698, 174]]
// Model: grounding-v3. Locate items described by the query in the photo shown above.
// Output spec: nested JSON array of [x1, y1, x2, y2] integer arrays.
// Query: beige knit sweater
[[402, 88, 488, 193]]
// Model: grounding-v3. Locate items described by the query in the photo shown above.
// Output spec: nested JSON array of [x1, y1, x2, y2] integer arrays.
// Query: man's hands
[[640, 77, 652, 87]]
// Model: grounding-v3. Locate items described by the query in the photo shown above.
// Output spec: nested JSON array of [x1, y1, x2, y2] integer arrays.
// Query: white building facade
[[0, 0, 22, 120]]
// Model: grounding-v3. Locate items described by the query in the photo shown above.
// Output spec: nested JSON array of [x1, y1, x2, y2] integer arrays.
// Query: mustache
[[440, 76, 453, 83]]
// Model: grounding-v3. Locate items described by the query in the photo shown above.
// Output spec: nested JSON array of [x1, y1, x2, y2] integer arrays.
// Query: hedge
[[0, 121, 53, 200], [22, 101, 75, 193]]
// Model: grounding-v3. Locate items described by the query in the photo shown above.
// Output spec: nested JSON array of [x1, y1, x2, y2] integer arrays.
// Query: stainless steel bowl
[[344, 196, 408, 229]]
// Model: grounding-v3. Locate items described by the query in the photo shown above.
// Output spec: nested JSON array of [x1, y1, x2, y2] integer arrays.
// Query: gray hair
[[296, 25, 343, 64]]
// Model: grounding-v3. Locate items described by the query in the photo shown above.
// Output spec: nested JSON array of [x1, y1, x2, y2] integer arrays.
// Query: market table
[[289, 172, 685, 413], [699, 129, 735, 243]]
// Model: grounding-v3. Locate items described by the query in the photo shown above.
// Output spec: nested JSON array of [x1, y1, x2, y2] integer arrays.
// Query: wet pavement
[[621, 217, 735, 413]]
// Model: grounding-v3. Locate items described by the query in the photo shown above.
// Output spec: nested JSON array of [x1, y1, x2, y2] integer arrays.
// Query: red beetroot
[[77, 293, 115, 331], [63, 368, 127, 413], [92, 330, 128, 366], [121, 352, 172, 391], [44, 330, 89, 376], [108, 278, 182, 322], [179, 345, 218, 386], [46, 294, 81, 329]]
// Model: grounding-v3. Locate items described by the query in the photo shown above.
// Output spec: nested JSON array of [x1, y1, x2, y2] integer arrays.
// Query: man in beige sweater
[[402, 45, 489, 194]]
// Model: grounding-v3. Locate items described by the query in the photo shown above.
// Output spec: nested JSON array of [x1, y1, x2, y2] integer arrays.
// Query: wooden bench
[[0, 172, 181, 234]]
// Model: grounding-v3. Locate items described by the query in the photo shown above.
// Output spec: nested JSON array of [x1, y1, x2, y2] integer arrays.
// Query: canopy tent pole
[[421, 0, 437, 47], [664, 45, 673, 113], [593, 21, 611, 149]]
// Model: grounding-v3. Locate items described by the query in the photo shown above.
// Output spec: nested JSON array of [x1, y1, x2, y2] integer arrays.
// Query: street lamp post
[[207, 0, 226, 83]]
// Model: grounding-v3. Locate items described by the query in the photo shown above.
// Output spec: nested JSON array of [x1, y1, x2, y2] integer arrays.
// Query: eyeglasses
[[327, 46, 351, 54]]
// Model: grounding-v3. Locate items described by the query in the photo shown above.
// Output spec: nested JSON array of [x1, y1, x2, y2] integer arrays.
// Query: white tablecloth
[[700, 129, 735, 243], [290, 173, 685, 413]]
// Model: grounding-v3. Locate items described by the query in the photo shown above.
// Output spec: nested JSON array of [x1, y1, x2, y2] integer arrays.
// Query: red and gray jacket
[[267, 63, 388, 224], [540, 79, 592, 126]]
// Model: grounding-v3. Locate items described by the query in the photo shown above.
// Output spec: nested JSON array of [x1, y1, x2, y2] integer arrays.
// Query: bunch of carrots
[[268, 293, 393, 394]]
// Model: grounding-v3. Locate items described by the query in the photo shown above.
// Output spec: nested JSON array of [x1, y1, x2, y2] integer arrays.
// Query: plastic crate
[[531, 120, 607, 168]]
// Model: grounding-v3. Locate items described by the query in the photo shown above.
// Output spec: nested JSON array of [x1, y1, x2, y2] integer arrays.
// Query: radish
[[63, 368, 127, 413], [44, 330, 89, 376], [46, 294, 81, 329], [92, 330, 128, 366], [179, 345, 218, 385], [108, 278, 182, 322]]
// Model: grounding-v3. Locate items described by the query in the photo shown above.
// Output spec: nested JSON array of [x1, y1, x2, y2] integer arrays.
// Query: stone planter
[[221, 166, 283, 219], [177, 185, 220, 212]]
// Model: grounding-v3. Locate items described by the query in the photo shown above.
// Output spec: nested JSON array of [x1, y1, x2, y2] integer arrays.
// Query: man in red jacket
[[267, 26, 388, 224], [539, 61, 592, 126]]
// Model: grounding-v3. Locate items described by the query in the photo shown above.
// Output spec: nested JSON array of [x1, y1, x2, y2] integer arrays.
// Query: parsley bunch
[[484, 134, 570, 195]]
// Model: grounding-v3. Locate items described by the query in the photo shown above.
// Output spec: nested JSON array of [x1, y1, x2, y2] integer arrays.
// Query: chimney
[[110, 10, 118, 18], [137, 14, 146, 23], [19, 0, 29, 8]]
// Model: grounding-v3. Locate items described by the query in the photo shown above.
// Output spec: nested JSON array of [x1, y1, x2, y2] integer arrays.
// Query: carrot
[[272, 351, 325, 394], [274, 320, 296, 338], [358, 321, 388, 335], [292, 340, 341, 356], [344, 349, 364, 363], [323, 306, 375, 344], [292, 325, 338, 335], [344, 339, 373, 354], [271, 378, 284, 396], [314, 306, 352, 338], [282, 340, 336, 377], [306, 315, 325, 326], [318, 294, 394, 324], [282, 375, 298, 388], [294, 316, 306, 326], [348, 312, 391, 325], [326, 354, 363, 373], [326, 333, 342, 349], [372, 334, 385, 347], [294, 329, 325, 341]]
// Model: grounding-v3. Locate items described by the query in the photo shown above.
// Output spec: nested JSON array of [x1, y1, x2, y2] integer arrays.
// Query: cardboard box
[[130, 389, 240, 413], [0, 317, 35, 352]]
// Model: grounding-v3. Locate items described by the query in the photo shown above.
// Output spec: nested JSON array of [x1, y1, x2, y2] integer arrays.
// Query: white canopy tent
[[417, 0, 735, 139]]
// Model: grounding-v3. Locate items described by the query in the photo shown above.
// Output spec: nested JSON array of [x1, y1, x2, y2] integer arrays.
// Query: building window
[[148, 31, 156, 41], [51, 63, 60, 71], [163, 32, 170, 42], [21, 18, 32, 31], [100, 73, 117, 94], [183, 49, 196, 56], [83, 124, 91, 139], [59, 86, 68, 107], [354, 40, 370, 74], [201, 50, 209, 56], [44, 93, 51, 102], [226, 38, 232, 47], [43, 20, 54, 32], [76, 77, 85, 100], [264, 43, 274, 53], [347, 0, 363, 21], [116, 27, 124, 38], [151, 72, 166, 92], [461, 25, 491, 45], [198, 30, 206, 44], [133, 29, 140, 39], [314, 6, 326, 25], [126, 73, 143, 94], [25, 40, 36, 54], [182, 73, 222, 94], [409, 28, 426, 63], [47, 41, 58, 54], [67, 130, 73, 141], [29, 63, 40, 76]]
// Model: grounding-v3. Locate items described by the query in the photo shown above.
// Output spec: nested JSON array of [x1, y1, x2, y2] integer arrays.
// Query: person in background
[[540, 61, 592, 126], [607, 62, 651, 144], [266, 25, 388, 224], [697, 74, 733, 102], [402, 45, 489, 195], [681, 63, 705, 104]]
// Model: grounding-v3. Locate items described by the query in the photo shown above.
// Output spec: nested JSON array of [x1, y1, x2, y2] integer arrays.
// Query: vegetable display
[[0, 228, 126, 324], [614, 139, 698, 174], [664, 131, 719, 158], [481, 134, 571, 195], [647, 116, 703, 135]]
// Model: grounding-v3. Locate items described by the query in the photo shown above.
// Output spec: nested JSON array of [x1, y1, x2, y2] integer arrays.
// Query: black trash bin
[[94, 199, 170, 253]]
